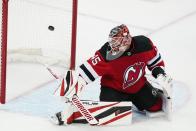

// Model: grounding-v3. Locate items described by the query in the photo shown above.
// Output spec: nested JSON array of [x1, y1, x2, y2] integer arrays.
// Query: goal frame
[[0, 0, 78, 104]]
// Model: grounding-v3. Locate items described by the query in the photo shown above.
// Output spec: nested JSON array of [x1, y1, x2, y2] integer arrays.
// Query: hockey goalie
[[50, 24, 173, 126]]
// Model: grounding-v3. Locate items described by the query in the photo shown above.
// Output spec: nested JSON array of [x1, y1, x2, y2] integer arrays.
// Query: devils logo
[[123, 62, 145, 89]]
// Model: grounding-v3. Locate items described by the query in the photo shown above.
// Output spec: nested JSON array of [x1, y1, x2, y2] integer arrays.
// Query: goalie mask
[[107, 24, 132, 60]]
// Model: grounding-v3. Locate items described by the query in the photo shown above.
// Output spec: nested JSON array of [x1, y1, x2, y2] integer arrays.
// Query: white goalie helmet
[[107, 24, 132, 60], [108, 24, 132, 53]]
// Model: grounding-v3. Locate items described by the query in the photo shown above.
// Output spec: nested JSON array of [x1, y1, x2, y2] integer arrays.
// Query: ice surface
[[1, 0, 196, 131]]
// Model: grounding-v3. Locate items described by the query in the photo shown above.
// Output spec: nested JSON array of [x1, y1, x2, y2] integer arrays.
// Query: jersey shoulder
[[133, 35, 153, 53], [98, 42, 110, 61]]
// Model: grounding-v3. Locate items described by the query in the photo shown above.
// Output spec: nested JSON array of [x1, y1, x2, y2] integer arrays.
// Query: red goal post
[[0, 0, 78, 104]]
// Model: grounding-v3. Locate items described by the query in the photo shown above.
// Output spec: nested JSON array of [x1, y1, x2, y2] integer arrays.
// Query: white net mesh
[[7, 0, 75, 67], [0, 0, 77, 103]]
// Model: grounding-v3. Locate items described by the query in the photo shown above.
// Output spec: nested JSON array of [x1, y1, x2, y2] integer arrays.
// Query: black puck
[[48, 25, 55, 31]]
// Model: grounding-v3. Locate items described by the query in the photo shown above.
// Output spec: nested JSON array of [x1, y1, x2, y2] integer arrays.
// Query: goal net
[[0, 0, 78, 104]]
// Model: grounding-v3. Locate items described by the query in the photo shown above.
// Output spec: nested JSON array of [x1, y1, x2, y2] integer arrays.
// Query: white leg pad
[[145, 110, 165, 118], [161, 94, 172, 120]]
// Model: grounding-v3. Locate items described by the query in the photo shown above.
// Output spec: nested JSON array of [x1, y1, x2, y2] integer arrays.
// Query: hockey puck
[[48, 25, 55, 31]]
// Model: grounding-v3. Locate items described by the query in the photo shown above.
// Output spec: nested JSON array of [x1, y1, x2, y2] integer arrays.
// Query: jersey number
[[91, 55, 101, 65]]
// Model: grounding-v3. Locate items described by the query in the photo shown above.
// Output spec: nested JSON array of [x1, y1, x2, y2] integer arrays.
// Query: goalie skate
[[50, 112, 64, 125]]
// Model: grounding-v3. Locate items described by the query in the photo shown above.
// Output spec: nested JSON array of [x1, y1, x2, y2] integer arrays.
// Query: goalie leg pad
[[161, 93, 172, 120], [143, 92, 172, 120], [72, 100, 132, 126], [51, 98, 132, 125], [145, 74, 173, 120], [50, 102, 75, 125]]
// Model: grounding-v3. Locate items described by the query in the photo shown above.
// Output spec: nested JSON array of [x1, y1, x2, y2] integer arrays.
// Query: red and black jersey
[[78, 35, 165, 94]]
